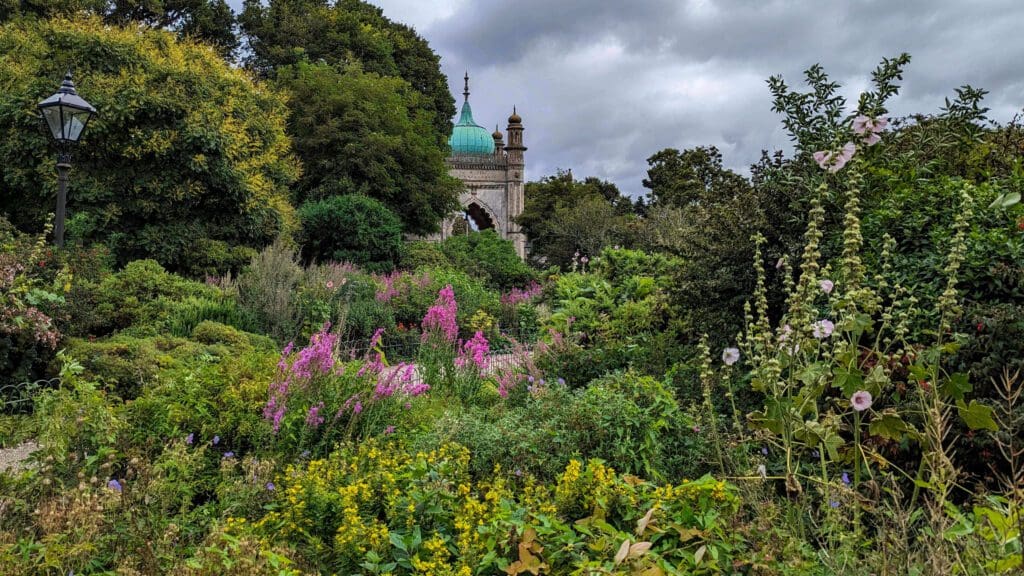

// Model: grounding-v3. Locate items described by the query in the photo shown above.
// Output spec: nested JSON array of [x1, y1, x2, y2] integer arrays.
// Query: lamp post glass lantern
[[37, 70, 96, 247]]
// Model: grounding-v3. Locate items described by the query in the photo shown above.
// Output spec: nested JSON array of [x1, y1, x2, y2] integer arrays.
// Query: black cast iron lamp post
[[37, 70, 96, 248]]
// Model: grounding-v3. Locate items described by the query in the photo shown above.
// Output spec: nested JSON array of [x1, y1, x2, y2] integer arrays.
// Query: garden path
[[0, 441, 38, 473]]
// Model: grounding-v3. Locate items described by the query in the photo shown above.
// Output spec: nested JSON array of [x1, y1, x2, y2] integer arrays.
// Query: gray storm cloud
[[229, 0, 1024, 196]]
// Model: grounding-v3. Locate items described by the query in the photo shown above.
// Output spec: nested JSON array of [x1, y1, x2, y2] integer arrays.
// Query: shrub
[[298, 195, 402, 272], [235, 241, 304, 342], [438, 230, 536, 290], [165, 297, 258, 338]]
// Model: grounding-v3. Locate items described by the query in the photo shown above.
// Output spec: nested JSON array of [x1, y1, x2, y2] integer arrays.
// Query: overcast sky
[[229, 1, 1024, 197]]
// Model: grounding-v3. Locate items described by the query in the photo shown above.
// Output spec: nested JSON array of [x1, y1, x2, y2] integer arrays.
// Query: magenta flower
[[421, 285, 458, 342], [850, 390, 873, 412], [819, 279, 834, 294], [384, 425, 396, 435], [722, 347, 740, 366], [812, 319, 835, 339], [812, 142, 856, 173], [456, 331, 490, 373]]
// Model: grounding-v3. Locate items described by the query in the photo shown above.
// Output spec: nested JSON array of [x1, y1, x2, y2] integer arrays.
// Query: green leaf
[[868, 412, 910, 441], [988, 191, 1021, 209], [940, 372, 972, 401], [957, 400, 998, 431]]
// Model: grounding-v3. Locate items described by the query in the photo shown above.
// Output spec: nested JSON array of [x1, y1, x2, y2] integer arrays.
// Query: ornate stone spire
[[463, 71, 470, 102]]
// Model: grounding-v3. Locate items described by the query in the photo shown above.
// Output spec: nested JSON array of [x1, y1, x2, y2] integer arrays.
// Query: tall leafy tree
[[519, 171, 637, 268], [0, 17, 298, 274], [0, 0, 238, 57], [640, 146, 762, 342], [274, 60, 460, 235], [239, 0, 454, 144]]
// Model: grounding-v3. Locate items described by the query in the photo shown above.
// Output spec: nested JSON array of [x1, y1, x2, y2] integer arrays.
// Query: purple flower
[[830, 500, 840, 508], [266, 482, 275, 491], [722, 347, 740, 366], [557, 377, 566, 386], [851, 390, 873, 412], [212, 435, 220, 445], [306, 402, 325, 428], [223, 451, 235, 459], [185, 433, 193, 445], [527, 376, 535, 383], [301, 450, 310, 458], [384, 425, 396, 435], [761, 446, 769, 456], [841, 471, 851, 485], [107, 479, 122, 493]]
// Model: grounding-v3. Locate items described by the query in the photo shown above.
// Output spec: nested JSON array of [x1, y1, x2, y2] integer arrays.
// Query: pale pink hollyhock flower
[[852, 115, 872, 135], [852, 115, 888, 145], [722, 347, 740, 366], [813, 143, 856, 173], [326, 280, 335, 290], [778, 324, 793, 342], [819, 279, 834, 294], [850, 390, 873, 412], [812, 319, 835, 339]]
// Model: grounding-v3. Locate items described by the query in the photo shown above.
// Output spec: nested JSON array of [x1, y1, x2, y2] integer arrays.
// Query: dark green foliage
[[640, 147, 764, 343], [239, 0, 454, 144], [0, 17, 299, 274], [436, 230, 535, 291], [276, 61, 460, 235], [422, 371, 681, 482], [298, 194, 403, 272]]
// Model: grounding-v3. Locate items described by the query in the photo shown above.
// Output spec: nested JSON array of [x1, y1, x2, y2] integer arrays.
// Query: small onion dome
[[492, 127, 503, 139], [508, 106, 521, 124]]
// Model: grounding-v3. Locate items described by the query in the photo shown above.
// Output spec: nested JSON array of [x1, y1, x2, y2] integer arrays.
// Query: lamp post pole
[[54, 150, 71, 248]]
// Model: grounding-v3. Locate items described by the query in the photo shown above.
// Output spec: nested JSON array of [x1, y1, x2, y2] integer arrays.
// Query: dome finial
[[463, 71, 470, 102]]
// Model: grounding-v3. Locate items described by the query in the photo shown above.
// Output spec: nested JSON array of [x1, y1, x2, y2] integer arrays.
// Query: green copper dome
[[449, 100, 495, 155]]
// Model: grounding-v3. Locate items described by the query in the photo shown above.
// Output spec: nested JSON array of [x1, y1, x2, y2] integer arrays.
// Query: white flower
[[722, 347, 740, 366], [812, 319, 835, 339], [757, 464, 767, 479]]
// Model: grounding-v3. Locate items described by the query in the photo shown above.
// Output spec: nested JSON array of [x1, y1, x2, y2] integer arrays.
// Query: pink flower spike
[[851, 390, 873, 412]]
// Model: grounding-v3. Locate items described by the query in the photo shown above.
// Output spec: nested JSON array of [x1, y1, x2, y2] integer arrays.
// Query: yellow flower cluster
[[246, 441, 741, 574]]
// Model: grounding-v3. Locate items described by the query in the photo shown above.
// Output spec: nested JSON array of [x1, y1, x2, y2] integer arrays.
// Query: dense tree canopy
[[274, 60, 460, 235], [0, 0, 238, 56], [239, 0, 454, 145], [298, 194, 402, 271], [519, 172, 637, 268], [0, 17, 298, 274], [639, 146, 763, 342]]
